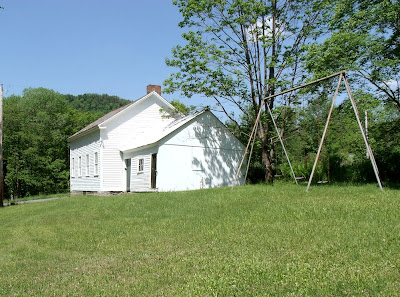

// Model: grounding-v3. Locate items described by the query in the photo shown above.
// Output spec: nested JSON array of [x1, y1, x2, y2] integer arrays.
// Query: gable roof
[[120, 108, 244, 153], [67, 91, 175, 142], [68, 101, 137, 141]]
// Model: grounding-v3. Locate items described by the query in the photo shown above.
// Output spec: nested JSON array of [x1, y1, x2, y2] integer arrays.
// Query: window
[[94, 152, 99, 176], [86, 154, 90, 176], [78, 156, 82, 177], [138, 158, 144, 172], [71, 158, 75, 178]]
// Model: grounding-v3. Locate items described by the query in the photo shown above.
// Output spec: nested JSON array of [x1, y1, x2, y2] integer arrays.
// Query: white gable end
[[155, 111, 245, 191], [100, 93, 176, 191]]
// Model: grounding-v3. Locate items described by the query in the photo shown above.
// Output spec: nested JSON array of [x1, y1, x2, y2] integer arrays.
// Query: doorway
[[125, 159, 131, 192], [151, 154, 157, 189]]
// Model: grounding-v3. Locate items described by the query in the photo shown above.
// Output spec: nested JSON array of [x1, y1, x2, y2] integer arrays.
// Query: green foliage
[[64, 93, 130, 114], [4, 88, 71, 197], [260, 89, 399, 184], [305, 0, 400, 113], [371, 117, 400, 183], [159, 99, 197, 118], [302, 0, 400, 182], [0, 184, 399, 295], [3, 88, 130, 198], [322, 92, 400, 183], [170, 99, 196, 115], [166, 0, 332, 182]]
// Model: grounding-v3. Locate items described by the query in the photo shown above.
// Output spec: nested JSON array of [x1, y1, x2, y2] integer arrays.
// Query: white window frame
[[94, 152, 99, 176], [71, 158, 75, 178], [138, 158, 144, 172], [86, 154, 90, 177], [78, 156, 82, 177]]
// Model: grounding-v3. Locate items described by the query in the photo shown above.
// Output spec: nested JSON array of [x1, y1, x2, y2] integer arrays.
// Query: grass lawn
[[0, 183, 399, 296]]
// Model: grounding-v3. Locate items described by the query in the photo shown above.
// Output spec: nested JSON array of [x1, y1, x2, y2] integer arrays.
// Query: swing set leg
[[307, 73, 343, 192]]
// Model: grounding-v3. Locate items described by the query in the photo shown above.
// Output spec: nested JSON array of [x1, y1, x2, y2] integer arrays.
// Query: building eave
[[67, 126, 99, 142], [120, 141, 160, 155], [68, 91, 178, 143]]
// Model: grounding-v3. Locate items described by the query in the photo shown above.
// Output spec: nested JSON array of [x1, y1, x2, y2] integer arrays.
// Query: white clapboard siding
[[70, 130, 101, 192], [156, 111, 245, 191], [100, 94, 174, 191]]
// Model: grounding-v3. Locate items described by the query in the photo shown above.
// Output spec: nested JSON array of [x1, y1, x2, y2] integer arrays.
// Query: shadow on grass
[[262, 179, 397, 191], [382, 183, 400, 190]]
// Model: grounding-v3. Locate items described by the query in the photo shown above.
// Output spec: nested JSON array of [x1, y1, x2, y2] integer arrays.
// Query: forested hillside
[[3, 88, 131, 199], [64, 93, 131, 114]]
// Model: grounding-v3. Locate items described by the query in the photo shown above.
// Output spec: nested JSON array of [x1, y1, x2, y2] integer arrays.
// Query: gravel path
[[4, 196, 68, 206]]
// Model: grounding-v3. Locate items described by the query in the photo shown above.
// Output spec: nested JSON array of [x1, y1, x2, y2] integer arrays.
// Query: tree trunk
[[261, 0, 277, 183], [260, 119, 274, 183], [262, 142, 274, 183]]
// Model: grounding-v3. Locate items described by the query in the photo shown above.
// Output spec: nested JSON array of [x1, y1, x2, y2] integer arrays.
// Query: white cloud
[[247, 17, 288, 43], [247, 18, 273, 41], [386, 79, 398, 90]]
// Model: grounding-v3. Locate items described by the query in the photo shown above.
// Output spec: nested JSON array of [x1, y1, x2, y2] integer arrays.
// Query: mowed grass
[[0, 183, 399, 296]]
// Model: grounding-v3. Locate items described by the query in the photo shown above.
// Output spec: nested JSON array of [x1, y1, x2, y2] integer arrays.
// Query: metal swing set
[[233, 71, 383, 192]]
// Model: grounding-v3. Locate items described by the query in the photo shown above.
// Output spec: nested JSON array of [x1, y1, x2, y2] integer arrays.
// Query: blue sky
[[0, 0, 215, 109]]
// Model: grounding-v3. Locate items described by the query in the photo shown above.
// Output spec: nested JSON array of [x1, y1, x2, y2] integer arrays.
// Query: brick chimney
[[147, 84, 161, 95]]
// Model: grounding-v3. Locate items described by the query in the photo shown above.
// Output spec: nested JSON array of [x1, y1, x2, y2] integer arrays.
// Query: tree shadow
[[191, 112, 245, 188]]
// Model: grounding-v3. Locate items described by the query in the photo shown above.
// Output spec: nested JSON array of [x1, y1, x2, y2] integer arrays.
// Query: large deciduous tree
[[165, 0, 329, 182], [305, 0, 400, 113], [4, 88, 71, 197]]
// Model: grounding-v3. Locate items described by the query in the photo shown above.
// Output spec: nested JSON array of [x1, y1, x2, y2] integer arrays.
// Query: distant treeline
[[3, 87, 399, 199], [4, 88, 131, 199], [64, 93, 131, 114]]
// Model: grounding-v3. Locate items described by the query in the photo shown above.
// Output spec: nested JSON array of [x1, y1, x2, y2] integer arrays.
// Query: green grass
[[0, 183, 399, 296]]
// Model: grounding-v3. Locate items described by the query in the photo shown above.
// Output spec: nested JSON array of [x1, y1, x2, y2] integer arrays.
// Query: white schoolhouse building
[[68, 85, 245, 194]]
